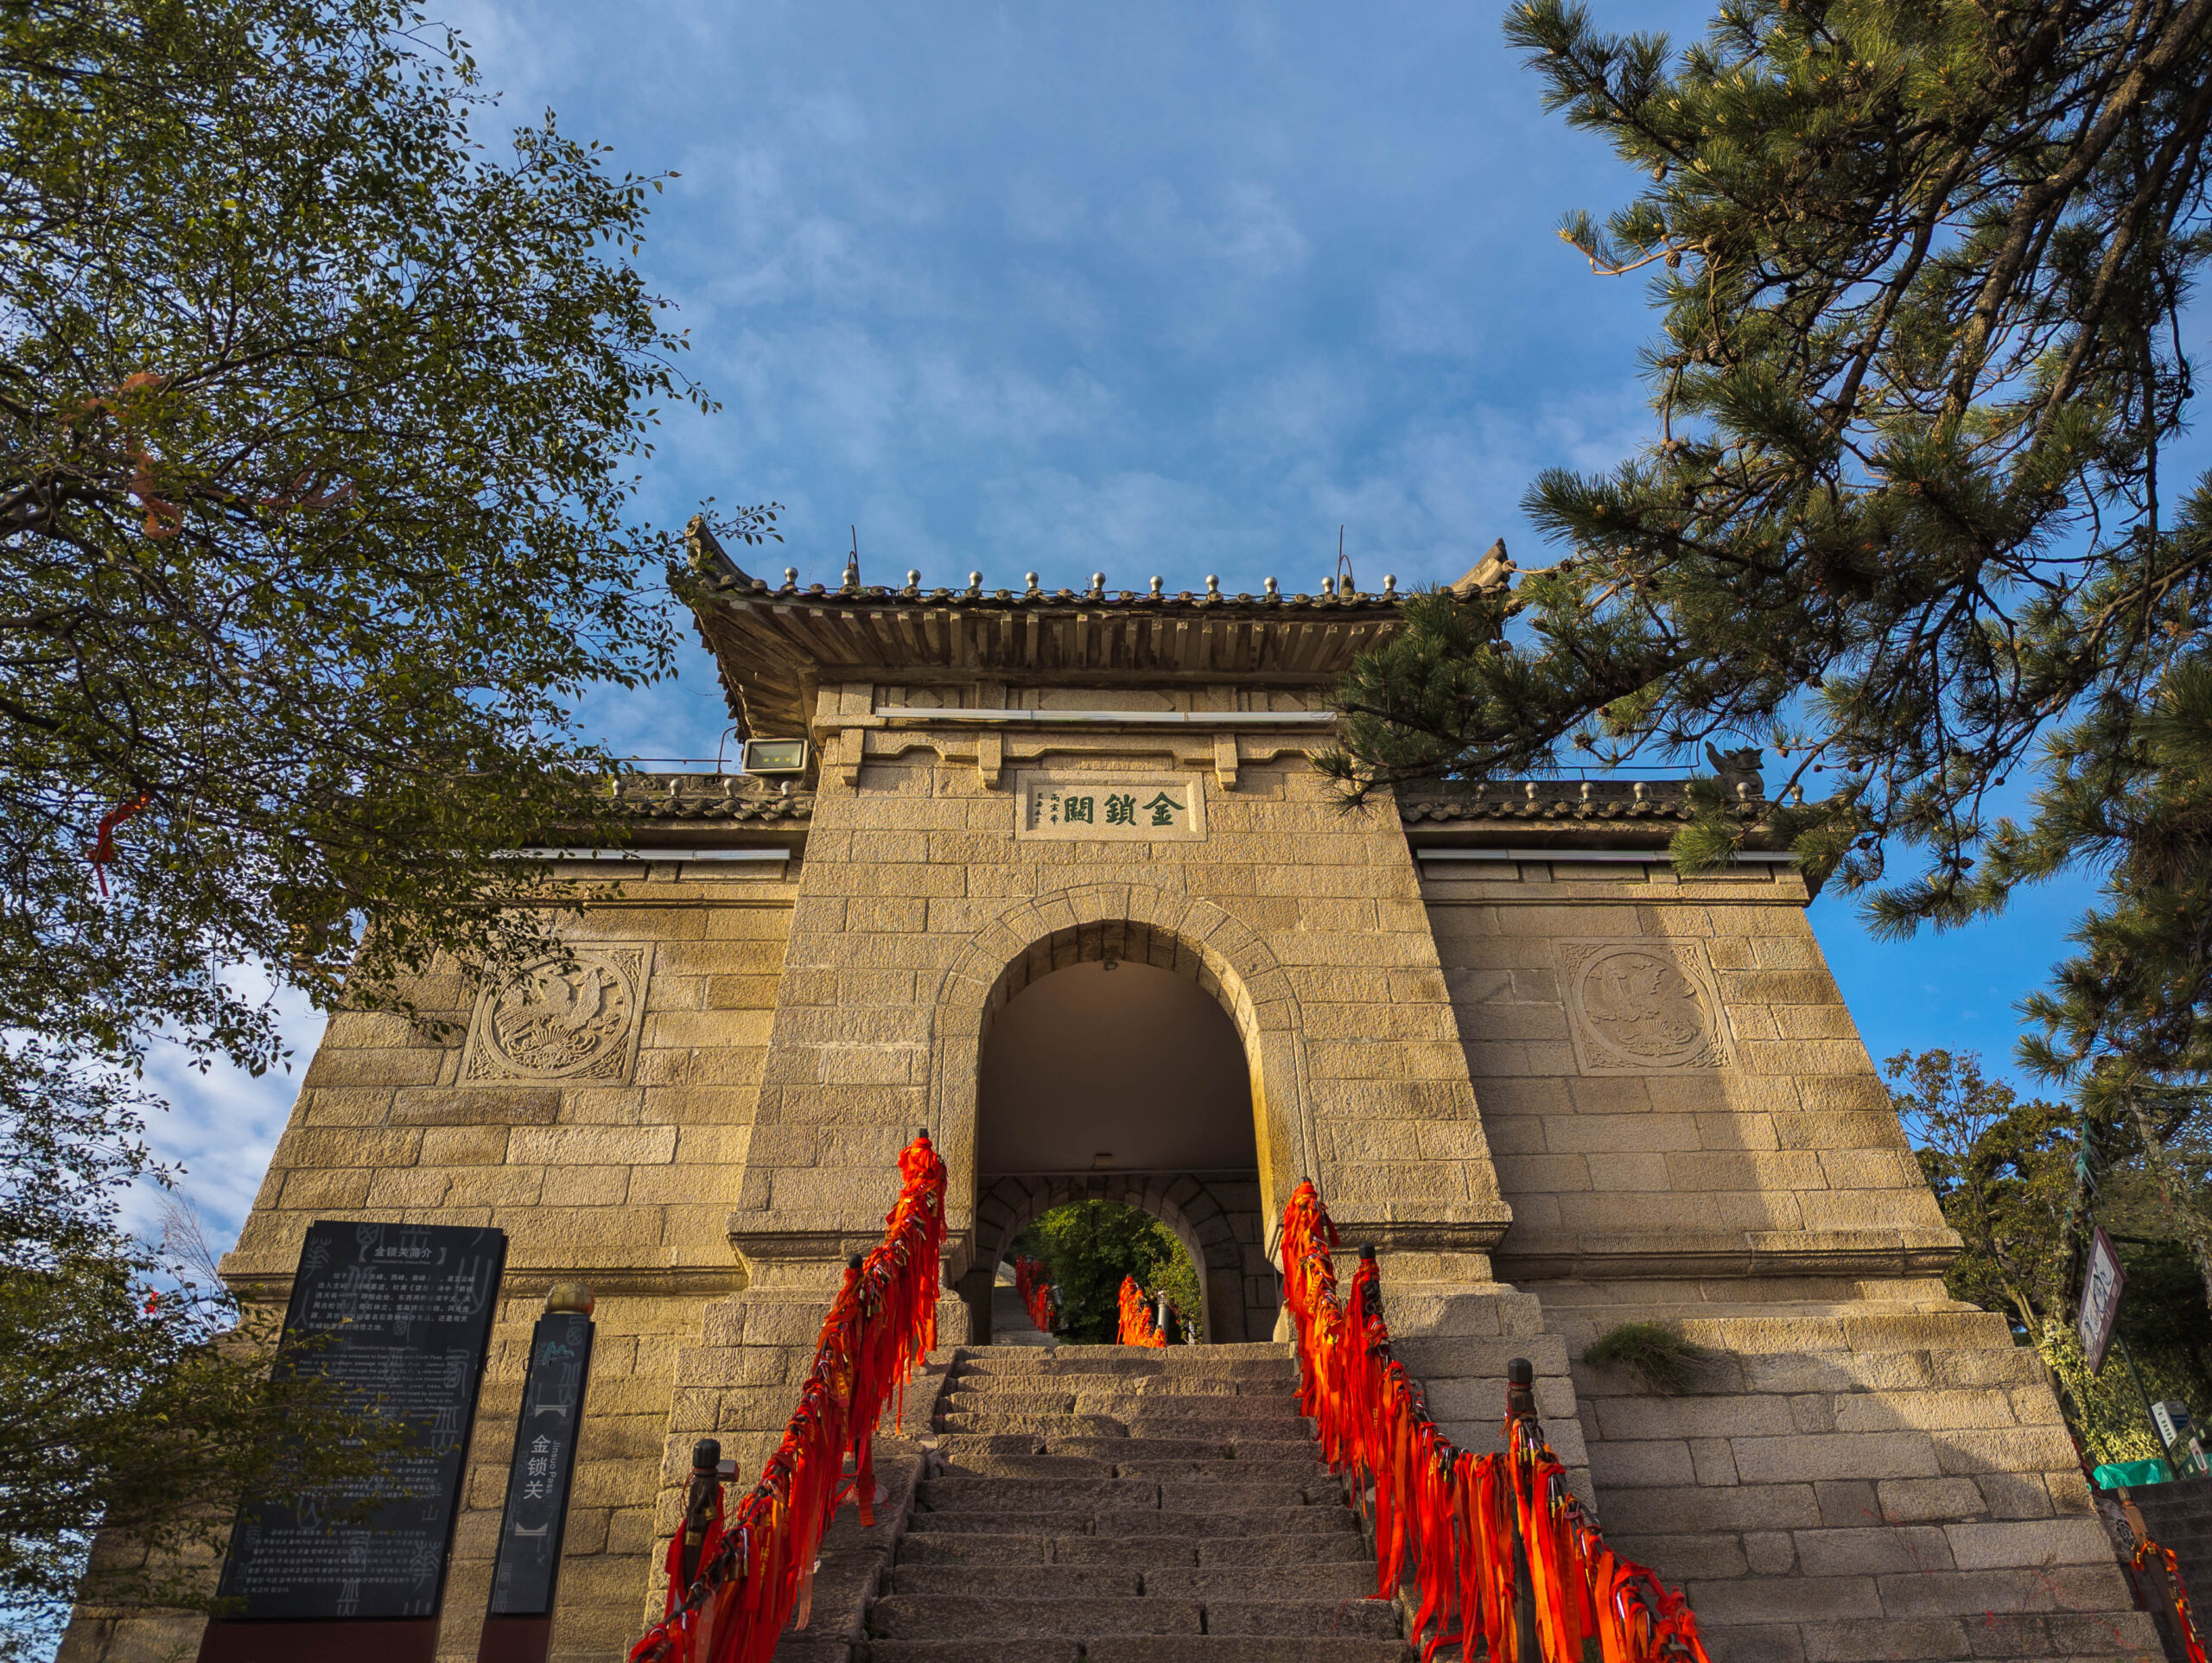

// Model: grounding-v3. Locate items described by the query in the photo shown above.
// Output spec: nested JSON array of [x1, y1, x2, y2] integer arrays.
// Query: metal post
[[680, 1438, 724, 1589], [479, 1281, 597, 1663], [1505, 1357, 1540, 1660]]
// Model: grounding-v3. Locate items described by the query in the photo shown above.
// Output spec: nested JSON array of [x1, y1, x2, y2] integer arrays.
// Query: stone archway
[[974, 1171, 1270, 1343], [928, 885, 1316, 1280]]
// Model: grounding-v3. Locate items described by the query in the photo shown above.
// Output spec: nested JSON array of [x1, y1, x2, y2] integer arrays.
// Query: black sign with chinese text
[[213, 1221, 506, 1622], [486, 1310, 594, 1616]]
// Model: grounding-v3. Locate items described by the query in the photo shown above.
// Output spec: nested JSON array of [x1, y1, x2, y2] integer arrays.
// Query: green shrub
[[1582, 1321, 1710, 1395]]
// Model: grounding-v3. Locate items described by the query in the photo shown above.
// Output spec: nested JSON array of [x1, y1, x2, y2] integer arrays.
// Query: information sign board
[[2080, 1223, 2127, 1376], [213, 1221, 506, 1622]]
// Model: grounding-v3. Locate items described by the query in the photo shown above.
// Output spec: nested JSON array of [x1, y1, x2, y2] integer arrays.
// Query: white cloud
[[125, 984, 326, 1256]]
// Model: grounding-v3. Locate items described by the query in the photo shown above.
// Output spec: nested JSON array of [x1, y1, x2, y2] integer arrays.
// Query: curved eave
[[683, 573, 1403, 739]]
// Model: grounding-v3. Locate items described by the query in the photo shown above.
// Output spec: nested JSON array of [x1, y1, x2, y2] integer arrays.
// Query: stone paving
[[865, 1345, 1408, 1663]]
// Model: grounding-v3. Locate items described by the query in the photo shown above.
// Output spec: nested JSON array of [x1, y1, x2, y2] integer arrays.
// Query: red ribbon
[[1281, 1180, 1715, 1663], [1116, 1274, 1167, 1347], [87, 792, 151, 896], [628, 1131, 948, 1663], [1014, 1254, 1056, 1335], [2135, 1537, 2212, 1663]]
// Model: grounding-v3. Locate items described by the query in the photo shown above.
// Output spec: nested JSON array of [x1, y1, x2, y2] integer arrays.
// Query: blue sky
[[142, 0, 2129, 1247]]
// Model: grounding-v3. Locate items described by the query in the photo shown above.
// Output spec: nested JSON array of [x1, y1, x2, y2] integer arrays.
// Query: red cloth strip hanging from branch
[[627, 1129, 947, 1663], [86, 792, 152, 896], [1280, 1178, 1715, 1663]]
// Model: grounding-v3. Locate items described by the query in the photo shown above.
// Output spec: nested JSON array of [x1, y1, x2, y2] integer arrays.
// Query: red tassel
[[1116, 1275, 1168, 1347], [1278, 1181, 1714, 1663], [628, 1133, 946, 1663]]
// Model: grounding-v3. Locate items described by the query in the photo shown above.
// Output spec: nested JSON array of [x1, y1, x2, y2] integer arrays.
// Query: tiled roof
[[1400, 776, 1766, 824], [612, 775, 813, 823], [688, 568, 1403, 616], [679, 526, 1407, 739]]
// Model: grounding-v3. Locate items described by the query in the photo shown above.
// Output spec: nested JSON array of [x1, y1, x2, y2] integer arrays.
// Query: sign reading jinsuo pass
[[486, 1309, 594, 1617], [213, 1221, 506, 1624], [1016, 773, 1205, 841]]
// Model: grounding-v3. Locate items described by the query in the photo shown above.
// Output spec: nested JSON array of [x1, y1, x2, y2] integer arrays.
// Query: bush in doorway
[[1011, 1202, 1205, 1345]]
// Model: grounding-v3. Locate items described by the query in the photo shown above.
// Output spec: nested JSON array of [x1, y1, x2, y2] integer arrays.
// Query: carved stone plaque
[[1557, 939, 1731, 1073], [461, 944, 652, 1084], [1014, 773, 1207, 841]]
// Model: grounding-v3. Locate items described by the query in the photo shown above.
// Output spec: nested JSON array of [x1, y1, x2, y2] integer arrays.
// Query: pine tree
[[1326, 0, 2212, 1028]]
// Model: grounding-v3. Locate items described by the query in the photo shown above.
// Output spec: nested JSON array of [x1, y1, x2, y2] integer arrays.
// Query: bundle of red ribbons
[[1281, 1180, 1715, 1663], [2133, 1536, 2211, 1663], [1014, 1254, 1055, 1335], [1116, 1274, 1166, 1348], [628, 1131, 948, 1663]]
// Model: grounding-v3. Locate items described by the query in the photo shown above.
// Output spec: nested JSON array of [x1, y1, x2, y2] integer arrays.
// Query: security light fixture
[[741, 738, 808, 776]]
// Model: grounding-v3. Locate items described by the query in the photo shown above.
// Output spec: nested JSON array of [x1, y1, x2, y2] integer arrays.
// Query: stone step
[[1051, 1437, 1321, 1464], [869, 1596, 1202, 1639], [931, 1451, 1325, 1485], [932, 1453, 1122, 1480], [941, 1388, 1306, 1418], [938, 1412, 1131, 1437], [867, 1595, 1400, 1642], [894, 1533, 1372, 1567], [888, 1561, 1382, 1603], [863, 1643, 1411, 1663], [1084, 1643, 1411, 1663], [951, 1345, 1297, 1364], [935, 1432, 1319, 1463], [938, 1406, 1309, 1432], [860, 1344, 1388, 1662], [888, 1565, 1141, 1597], [905, 1507, 1360, 1538], [948, 1361, 1298, 1381], [917, 1476, 1331, 1513], [1093, 1508, 1359, 1539], [1110, 1459, 1331, 1483]]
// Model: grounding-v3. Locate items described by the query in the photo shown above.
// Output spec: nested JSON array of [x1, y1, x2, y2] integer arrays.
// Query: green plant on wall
[[1582, 1321, 1710, 1396], [1009, 1201, 1205, 1345]]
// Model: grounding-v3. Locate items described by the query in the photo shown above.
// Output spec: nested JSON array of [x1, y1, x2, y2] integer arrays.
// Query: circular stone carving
[[1573, 947, 1714, 1066], [478, 954, 637, 1079]]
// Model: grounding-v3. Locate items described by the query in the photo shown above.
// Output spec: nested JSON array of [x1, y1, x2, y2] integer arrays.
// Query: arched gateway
[[71, 537, 2156, 1662]]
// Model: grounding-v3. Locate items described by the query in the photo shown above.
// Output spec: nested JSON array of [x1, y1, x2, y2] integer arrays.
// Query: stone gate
[[63, 546, 2160, 1663]]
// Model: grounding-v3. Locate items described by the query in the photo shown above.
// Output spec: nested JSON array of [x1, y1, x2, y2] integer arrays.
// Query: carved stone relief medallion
[[1555, 939, 1731, 1073], [461, 943, 652, 1084]]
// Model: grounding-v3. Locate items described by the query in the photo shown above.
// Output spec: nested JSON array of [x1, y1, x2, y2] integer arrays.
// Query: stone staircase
[[862, 1342, 1410, 1663]]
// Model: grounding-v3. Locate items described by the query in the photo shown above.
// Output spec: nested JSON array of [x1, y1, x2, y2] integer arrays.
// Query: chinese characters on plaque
[[486, 1309, 594, 1617], [1016, 775, 1206, 841]]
